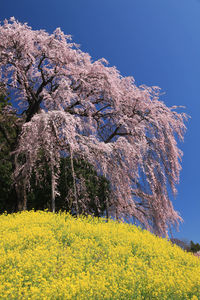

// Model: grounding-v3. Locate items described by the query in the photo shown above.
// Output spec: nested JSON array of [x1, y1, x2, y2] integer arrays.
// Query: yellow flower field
[[0, 211, 199, 299]]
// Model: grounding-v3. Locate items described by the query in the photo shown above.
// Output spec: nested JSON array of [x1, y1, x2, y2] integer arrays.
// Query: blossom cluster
[[0, 211, 199, 299]]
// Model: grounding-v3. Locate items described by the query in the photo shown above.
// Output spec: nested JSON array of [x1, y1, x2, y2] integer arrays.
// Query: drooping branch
[[0, 18, 188, 237]]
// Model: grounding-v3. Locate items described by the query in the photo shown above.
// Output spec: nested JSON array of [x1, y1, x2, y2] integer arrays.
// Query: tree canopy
[[0, 18, 187, 236]]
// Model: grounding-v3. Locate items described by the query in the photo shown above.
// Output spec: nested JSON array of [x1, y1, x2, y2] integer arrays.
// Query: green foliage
[[170, 238, 200, 254], [58, 157, 110, 216], [190, 241, 200, 253], [27, 157, 110, 216], [0, 93, 18, 212]]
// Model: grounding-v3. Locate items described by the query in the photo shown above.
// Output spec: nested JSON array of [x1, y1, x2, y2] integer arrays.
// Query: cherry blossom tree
[[0, 18, 187, 236]]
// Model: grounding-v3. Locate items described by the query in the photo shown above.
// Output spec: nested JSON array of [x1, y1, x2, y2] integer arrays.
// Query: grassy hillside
[[0, 211, 199, 299]]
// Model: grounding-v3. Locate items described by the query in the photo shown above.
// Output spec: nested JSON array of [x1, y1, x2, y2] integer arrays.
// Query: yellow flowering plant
[[0, 211, 199, 299]]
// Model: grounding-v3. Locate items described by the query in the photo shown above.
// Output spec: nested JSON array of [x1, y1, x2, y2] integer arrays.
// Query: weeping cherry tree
[[0, 18, 187, 236]]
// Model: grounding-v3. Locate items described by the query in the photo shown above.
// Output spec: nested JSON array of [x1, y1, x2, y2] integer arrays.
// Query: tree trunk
[[70, 147, 79, 215], [116, 207, 119, 220], [16, 181, 27, 211], [105, 197, 109, 221], [51, 169, 56, 213]]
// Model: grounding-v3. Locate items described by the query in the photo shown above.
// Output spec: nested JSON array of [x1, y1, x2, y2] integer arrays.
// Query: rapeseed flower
[[0, 210, 199, 299]]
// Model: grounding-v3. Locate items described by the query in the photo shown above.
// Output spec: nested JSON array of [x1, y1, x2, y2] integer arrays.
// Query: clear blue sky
[[1, 0, 200, 243]]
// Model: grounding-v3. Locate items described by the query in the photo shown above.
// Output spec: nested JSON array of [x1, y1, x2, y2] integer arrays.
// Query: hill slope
[[0, 211, 199, 299]]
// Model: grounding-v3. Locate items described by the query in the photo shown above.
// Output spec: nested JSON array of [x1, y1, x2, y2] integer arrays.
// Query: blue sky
[[1, 0, 200, 243]]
